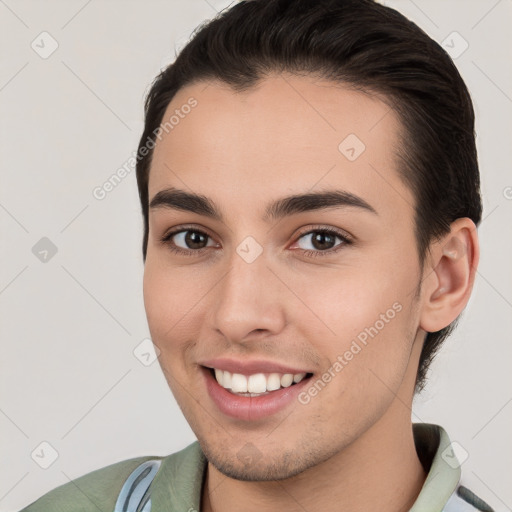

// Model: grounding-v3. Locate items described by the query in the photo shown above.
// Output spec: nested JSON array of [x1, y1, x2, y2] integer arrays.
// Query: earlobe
[[419, 218, 479, 333]]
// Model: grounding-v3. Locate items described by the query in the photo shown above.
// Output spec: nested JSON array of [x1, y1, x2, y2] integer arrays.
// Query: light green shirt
[[19, 423, 494, 511]]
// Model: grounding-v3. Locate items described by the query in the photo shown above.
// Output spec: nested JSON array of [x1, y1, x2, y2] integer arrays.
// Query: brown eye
[[301, 231, 339, 251], [161, 227, 217, 255], [292, 227, 353, 258]]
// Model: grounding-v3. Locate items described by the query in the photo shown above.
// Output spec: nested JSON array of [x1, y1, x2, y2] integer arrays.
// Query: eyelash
[[159, 225, 353, 258]]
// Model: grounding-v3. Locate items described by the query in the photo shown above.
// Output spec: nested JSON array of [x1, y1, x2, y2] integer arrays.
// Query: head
[[136, 0, 481, 480]]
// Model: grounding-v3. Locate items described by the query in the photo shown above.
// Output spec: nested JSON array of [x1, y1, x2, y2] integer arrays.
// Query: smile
[[211, 368, 309, 396], [201, 365, 314, 421]]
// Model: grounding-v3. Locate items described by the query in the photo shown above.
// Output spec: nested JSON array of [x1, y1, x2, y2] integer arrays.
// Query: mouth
[[205, 366, 314, 397], [200, 365, 315, 421]]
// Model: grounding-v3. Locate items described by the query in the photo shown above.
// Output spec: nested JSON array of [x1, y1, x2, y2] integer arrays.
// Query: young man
[[19, 0, 495, 510]]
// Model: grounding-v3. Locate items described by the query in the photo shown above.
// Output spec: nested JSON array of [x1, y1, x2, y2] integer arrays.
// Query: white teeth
[[214, 368, 224, 387], [293, 372, 306, 383], [248, 373, 267, 393], [267, 373, 281, 391], [211, 368, 309, 394], [222, 370, 232, 389], [280, 374, 294, 388], [231, 373, 248, 393]]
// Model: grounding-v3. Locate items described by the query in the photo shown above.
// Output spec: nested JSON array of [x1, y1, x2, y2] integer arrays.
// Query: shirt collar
[[410, 423, 461, 511]]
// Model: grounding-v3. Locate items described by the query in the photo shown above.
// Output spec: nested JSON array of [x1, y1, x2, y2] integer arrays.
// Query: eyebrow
[[149, 187, 378, 222]]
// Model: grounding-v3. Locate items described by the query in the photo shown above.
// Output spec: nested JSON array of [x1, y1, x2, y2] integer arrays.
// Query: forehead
[[148, 73, 414, 223]]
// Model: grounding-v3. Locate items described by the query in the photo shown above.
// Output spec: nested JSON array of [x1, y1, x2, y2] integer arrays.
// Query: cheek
[[143, 263, 205, 400], [290, 264, 408, 342], [142, 260, 202, 350], [289, 258, 418, 387]]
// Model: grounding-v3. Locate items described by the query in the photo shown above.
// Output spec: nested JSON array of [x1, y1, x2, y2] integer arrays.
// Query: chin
[[198, 437, 332, 482], [208, 455, 307, 481]]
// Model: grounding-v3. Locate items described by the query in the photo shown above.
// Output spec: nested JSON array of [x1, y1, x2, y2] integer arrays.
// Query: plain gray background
[[1, 1, 511, 510]]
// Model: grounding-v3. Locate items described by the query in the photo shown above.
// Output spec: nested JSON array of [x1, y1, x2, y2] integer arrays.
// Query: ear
[[419, 218, 480, 333]]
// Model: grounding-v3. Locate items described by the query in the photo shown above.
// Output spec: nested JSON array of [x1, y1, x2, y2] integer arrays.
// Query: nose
[[209, 247, 287, 344]]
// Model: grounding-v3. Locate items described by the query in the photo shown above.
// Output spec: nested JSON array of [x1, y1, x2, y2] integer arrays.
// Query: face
[[143, 74, 426, 480]]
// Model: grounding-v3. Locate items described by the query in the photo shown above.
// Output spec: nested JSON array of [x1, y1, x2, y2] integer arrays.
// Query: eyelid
[[287, 225, 353, 258], [160, 223, 353, 240], [292, 224, 354, 244], [160, 223, 215, 242], [160, 223, 354, 256]]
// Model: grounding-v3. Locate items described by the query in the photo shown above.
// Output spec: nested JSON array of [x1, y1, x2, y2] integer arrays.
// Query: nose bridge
[[211, 243, 286, 341]]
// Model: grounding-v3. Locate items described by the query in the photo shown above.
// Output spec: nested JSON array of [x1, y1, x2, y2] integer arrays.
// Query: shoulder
[[18, 454, 164, 512]]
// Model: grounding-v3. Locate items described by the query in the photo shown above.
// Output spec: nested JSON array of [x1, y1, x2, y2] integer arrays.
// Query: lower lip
[[202, 367, 313, 421]]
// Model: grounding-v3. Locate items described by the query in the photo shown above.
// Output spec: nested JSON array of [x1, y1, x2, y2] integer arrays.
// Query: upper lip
[[199, 358, 312, 376]]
